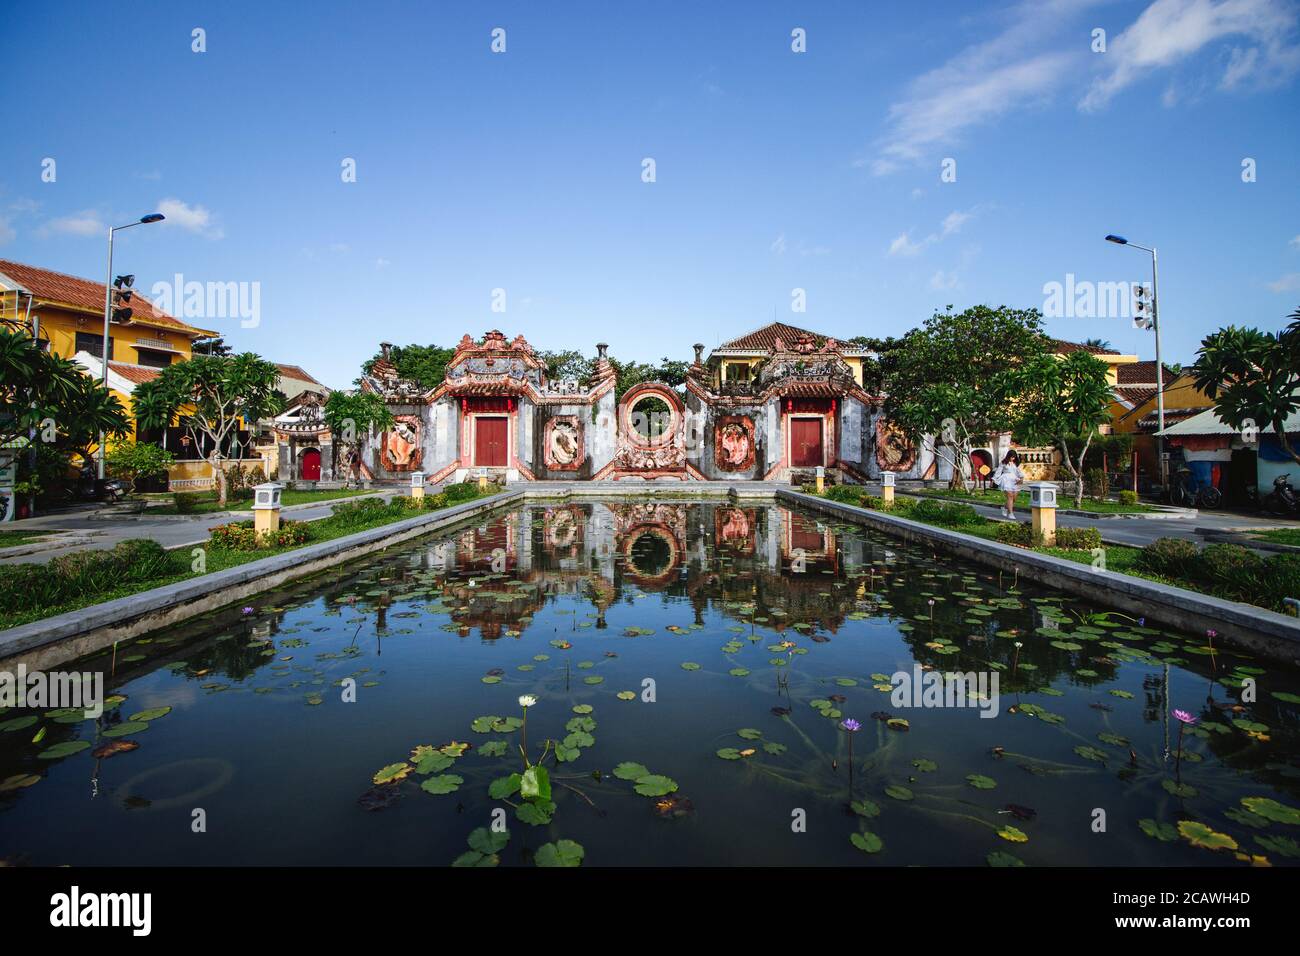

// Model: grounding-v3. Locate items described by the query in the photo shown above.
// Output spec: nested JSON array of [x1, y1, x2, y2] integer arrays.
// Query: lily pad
[[850, 831, 883, 853], [633, 774, 678, 797], [966, 774, 997, 790], [420, 774, 464, 795], [885, 784, 914, 801], [128, 707, 172, 722], [102, 721, 149, 738], [613, 762, 650, 780], [36, 740, 90, 760], [535, 839, 585, 867], [1177, 820, 1237, 851], [1241, 796, 1300, 825]]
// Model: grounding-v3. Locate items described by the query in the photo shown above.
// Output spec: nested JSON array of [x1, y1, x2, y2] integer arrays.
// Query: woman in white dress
[[992, 450, 1025, 519]]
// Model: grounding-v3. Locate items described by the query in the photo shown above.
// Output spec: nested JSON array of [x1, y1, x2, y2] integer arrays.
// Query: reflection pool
[[2, 500, 1298, 866]]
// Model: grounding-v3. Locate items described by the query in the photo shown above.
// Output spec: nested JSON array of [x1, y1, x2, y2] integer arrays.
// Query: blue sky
[[2, 0, 1298, 388]]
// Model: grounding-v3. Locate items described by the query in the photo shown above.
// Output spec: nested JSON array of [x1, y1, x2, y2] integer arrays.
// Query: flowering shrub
[[208, 519, 311, 551], [1053, 527, 1102, 550]]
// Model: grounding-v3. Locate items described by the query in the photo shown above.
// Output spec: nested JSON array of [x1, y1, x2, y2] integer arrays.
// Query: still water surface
[[2, 500, 1298, 866]]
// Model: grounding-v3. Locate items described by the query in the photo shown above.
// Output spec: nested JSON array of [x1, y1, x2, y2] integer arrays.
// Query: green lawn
[[811, 489, 1296, 615], [908, 486, 1155, 514], [143, 487, 375, 514], [1250, 527, 1300, 547], [0, 489, 498, 630], [0, 529, 49, 549]]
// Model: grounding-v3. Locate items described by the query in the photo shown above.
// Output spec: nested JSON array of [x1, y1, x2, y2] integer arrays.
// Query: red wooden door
[[300, 449, 321, 480], [790, 418, 823, 467], [475, 417, 508, 466]]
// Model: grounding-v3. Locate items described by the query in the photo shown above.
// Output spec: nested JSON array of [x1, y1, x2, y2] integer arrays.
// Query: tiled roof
[[275, 363, 322, 385], [1136, 406, 1213, 431], [1114, 385, 1157, 407], [0, 258, 214, 337], [1049, 338, 1122, 356], [1116, 360, 1178, 385], [714, 321, 870, 355], [108, 362, 162, 386]]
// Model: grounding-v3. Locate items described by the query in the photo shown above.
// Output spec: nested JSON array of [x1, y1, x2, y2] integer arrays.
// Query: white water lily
[[518, 695, 538, 708]]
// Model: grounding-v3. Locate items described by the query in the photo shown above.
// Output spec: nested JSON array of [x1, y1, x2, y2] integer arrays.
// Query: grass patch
[[144, 487, 375, 514], [0, 486, 501, 630], [0, 530, 50, 548], [810, 487, 1298, 615], [909, 487, 1155, 514], [1250, 527, 1300, 547]]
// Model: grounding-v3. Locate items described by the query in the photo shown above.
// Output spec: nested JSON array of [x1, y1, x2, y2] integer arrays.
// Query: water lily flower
[[1172, 709, 1198, 725], [518, 695, 538, 708], [840, 718, 861, 732], [1014, 641, 1023, 649], [241, 607, 254, 615]]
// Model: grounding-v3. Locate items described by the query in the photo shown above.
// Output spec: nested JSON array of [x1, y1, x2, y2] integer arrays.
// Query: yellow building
[[705, 322, 870, 388], [0, 257, 230, 487], [1109, 361, 1215, 484]]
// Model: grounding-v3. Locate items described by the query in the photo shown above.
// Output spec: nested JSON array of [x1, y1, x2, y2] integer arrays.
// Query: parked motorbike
[[1262, 474, 1299, 516], [64, 469, 131, 504], [1169, 466, 1222, 509]]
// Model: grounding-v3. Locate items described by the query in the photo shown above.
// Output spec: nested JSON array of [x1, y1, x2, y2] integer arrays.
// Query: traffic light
[[1132, 283, 1153, 330], [111, 274, 135, 324]]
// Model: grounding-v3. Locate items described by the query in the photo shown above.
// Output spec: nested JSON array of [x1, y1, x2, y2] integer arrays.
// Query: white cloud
[[941, 210, 972, 236], [1080, 0, 1300, 111], [42, 211, 105, 237], [929, 270, 960, 290], [888, 232, 926, 256], [867, 0, 1088, 175], [0, 215, 14, 245], [374, 258, 391, 269], [157, 198, 223, 239], [770, 233, 787, 255], [1290, 234, 1300, 248], [888, 207, 984, 257], [1267, 272, 1300, 292]]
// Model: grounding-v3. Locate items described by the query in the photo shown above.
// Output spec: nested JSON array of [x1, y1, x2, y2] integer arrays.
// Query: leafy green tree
[[609, 357, 688, 400], [106, 441, 176, 492], [134, 354, 284, 506], [324, 390, 394, 477], [1010, 350, 1115, 507], [360, 344, 456, 390], [1, 328, 130, 452], [537, 349, 594, 384], [191, 336, 233, 356], [879, 306, 1049, 488], [1192, 309, 1300, 466]]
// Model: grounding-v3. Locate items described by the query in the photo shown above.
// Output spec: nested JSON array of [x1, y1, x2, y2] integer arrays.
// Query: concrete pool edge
[[781, 489, 1300, 665], [0, 490, 525, 671]]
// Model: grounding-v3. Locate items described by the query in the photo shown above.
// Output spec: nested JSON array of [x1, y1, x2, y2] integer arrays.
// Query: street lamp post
[[1105, 234, 1166, 489], [98, 213, 165, 478]]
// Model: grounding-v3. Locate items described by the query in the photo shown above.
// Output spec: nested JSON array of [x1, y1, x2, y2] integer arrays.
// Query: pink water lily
[[1172, 709, 1198, 725]]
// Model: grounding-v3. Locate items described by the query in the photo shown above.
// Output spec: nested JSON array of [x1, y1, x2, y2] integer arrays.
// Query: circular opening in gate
[[629, 395, 673, 443]]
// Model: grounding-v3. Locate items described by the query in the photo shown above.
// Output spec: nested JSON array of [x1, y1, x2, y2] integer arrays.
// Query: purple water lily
[[840, 718, 861, 732]]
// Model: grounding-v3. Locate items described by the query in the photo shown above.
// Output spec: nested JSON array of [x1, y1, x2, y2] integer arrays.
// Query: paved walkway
[[897, 490, 1300, 550], [1, 492, 402, 565], [5, 482, 1296, 565]]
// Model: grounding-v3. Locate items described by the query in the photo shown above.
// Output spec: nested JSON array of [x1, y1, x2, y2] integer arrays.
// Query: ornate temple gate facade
[[356, 327, 953, 486]]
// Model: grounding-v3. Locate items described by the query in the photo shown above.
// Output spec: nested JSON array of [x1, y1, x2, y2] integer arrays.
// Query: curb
[[782, 489, 1300, 664], [0, 490, 522, 671]]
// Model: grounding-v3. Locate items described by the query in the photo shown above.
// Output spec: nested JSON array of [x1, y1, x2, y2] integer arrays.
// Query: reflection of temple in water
[[390, 502, 871, 641]]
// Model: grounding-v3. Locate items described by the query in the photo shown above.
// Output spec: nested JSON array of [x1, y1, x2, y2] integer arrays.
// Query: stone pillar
[[252, 482, 282, 537], [882, 471, 895, 506], [411, 470, 425, 499], [1028, 482, 1057, 546]]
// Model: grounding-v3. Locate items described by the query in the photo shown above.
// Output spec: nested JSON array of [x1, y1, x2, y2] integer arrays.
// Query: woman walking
[[992, 450, 1025, 519]]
